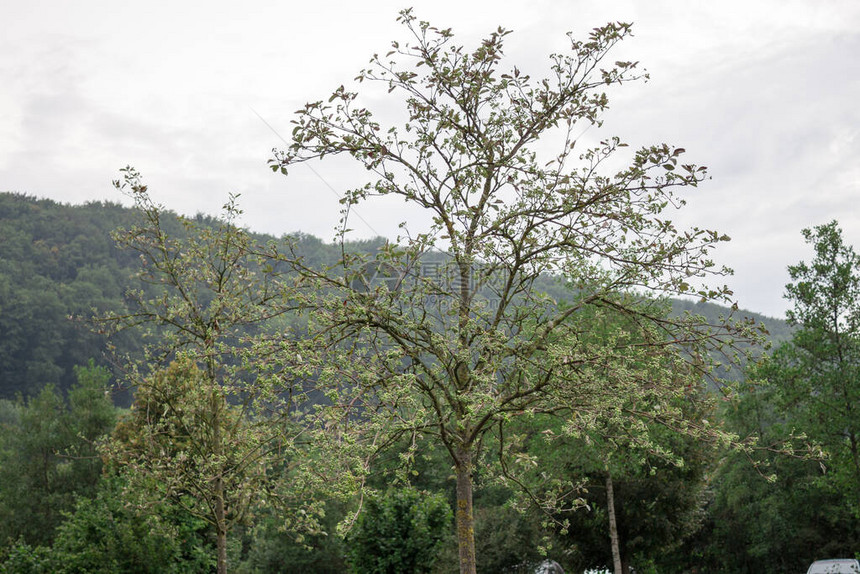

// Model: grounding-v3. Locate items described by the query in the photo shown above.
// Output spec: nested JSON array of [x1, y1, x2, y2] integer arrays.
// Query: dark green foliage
[[472, 505, 547, 574], [235, 503, 349, 574], [777, 221, 860, 505], [675, 221, 860, 572], [0, 192, 377, 401], [0, 474, 214, 573], [346, 488, 452, 574], [0, 193, 141, 399], [0, 541, 54, 574], [0, 362, 117, 546], [681, 381, 860, 573], [0, 385, 67, 544]]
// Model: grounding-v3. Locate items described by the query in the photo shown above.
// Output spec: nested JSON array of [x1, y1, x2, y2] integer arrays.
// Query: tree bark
[[209, 363, 228, 574], [606, 467, 623, 574], [216, 496, 228, 574], [455, 446, 477, 574]]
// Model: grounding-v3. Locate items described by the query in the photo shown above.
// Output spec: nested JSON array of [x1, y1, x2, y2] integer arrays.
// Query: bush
[[347, 487, 452, 574]]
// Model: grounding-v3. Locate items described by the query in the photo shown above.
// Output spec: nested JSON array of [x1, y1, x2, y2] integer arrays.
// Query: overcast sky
[[1, 0, 858, 318]]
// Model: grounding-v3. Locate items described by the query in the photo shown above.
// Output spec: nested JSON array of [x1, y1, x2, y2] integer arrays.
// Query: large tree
[[765, 221, 860, 508], [671, 222, 860, 572], [271, 11, 752, 573]]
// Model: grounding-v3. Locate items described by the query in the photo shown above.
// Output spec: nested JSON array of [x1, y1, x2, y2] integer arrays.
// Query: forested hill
[[0, 193, 142, 399], [0, 192, 788, 400], [670, 298, 793, 345], [0, 192, 381, 400]]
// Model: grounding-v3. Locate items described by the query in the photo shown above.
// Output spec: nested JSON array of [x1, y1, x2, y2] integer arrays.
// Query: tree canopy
[[764, 221, 860, 507], [271, 10, 757, 573]]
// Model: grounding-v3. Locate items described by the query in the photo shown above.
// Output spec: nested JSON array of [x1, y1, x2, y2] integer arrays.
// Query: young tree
[[99, 172, 303, 574], [514, 301, 717, 573], [271, 11, 752, 573]]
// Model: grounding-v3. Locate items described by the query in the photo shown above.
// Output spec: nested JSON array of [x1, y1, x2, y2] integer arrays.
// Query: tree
[[271, 11, 752, 573], [99, 172, 304, 574], [772, 221, 860, 507], [0, 362, 116, 546], [701, 220, 860, 571], [678, 221, 860, 572], [685, 368, 860, 573], [108, 358, 270, 571]]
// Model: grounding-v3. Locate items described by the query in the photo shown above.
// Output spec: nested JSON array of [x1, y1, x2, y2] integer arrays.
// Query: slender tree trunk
[[455, 445, 477, 574], [209, 362, 228, 574], [606, 467, 623, 574], [215, 489, 228, 574]]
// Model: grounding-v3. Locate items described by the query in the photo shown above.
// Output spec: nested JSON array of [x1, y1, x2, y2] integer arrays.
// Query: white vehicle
[[807, 559, 860, 573]]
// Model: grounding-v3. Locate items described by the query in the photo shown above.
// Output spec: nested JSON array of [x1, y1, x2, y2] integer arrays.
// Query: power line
[[249, 106, 382, 238]]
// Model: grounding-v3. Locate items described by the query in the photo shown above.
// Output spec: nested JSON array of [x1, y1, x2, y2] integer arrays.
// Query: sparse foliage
[[99, 171, 305, 574], [271, 10, 755, 573]]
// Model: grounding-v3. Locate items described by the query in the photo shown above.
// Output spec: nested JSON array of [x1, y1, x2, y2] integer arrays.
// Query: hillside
[[0, 193, 142, 398], [0, 192, 789, 399]]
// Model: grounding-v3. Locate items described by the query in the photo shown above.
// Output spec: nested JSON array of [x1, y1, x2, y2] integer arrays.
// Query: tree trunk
[[606, 468, 623, 574], [209, 364, 228, 574], [215, 485, 228, 574], [455, 446, 477, 574]]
